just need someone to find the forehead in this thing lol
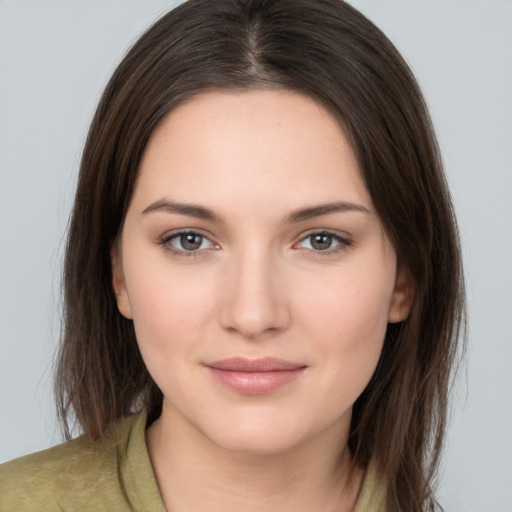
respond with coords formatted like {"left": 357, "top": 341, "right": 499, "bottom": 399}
{"left": 134, "top": 90, "right": 372, "bottom": 215}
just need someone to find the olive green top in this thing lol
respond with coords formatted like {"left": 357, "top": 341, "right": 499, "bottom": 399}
{"left": 0, "top": 411, "right": 386, "bottom": 511}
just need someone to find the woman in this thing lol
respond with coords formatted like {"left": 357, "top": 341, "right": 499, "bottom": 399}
{"left": 0, "top": 0, "right": 465, "bottom": 510}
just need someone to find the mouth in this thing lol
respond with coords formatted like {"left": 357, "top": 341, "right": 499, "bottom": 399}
{"left": 204, "top": 357, "right": 307, "bottom": 395}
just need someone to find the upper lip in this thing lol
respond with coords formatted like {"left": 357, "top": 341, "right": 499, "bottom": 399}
{"left": 205, "top": 357, "right": 305, "bottom": 372}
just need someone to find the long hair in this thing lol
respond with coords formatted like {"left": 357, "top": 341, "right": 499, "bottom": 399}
{"left": 55, "top": 1, "right": 466, "bottom": 510}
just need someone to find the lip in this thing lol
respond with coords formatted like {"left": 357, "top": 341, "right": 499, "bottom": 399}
{"left": 204, "top": 357, "right": 307, "bottom": 395}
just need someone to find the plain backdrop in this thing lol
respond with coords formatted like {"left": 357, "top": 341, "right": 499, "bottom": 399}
{"left": 1, "top": 1, "right": 511, "bottom": 510}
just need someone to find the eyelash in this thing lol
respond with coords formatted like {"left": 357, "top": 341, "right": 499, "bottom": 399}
{"left": 295, "top": 231, "right": 352, "bottom": 256}
{"left": 157, "top": 230, "right": 352, "bottom": 258}
{"left": 158, "top": 229, "right": 217, "bottom": 258}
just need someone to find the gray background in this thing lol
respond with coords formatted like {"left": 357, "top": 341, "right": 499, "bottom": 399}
{"left": 1, "top": 1, "right": 511, "bottom": 510}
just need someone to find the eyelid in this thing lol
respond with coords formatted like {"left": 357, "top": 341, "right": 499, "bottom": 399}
{"left": 158, "top": 228, "right": 219, "bottom": 257}
{"left": 156, "top": 228, "right": 352, "bottom": 257}
{"left": 293, "top": 229, "right": 352, "bottom": 254}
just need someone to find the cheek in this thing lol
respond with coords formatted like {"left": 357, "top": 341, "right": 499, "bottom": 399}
{"left": 295, "top": 263, "right": 394, "bottom": 400}
{"left": 299, "top": 261, "right": 393, "bottom": 342}
{"left": 126, "top": 267, "right": 221, "bottom": 406}
{"left": 122, "top": 250, "right": 219, "bottom": 367}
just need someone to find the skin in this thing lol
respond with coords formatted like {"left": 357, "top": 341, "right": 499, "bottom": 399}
{"left": 112, "top": 90, "right": 411, "bottom": 512}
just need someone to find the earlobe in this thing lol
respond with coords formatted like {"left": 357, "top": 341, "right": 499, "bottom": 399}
{"left": 110, "top": 244, "right": 133, "bottom": 320}
{"left": 388, "top": 266, "right": 413, "bottom": 323}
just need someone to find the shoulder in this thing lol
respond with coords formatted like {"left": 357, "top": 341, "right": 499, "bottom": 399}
{"left": 0, "top": 413, "right": 142, "bottom": 512}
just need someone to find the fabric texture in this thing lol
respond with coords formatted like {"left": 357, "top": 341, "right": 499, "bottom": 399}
{"left": 0, "top": 411, "right": 385, "bottom": 511}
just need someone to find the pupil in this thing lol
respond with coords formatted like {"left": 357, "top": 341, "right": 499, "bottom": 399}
{"left": 311, "top": 234, "right": 332, "bottom": 250}
{"left": 181, "top": 233, "right": 202, "bottom": 250}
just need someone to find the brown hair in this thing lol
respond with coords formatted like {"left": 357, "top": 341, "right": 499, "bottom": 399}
{"left": 56, "top": 1, "right": 466, "bottom": 510}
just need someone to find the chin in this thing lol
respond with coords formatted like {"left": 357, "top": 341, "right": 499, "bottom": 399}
{"left": 209, "top": 427, "right": 306, "bottom": 456}
{"left": 196, "top": 409, "right": 325, "bottom": 456}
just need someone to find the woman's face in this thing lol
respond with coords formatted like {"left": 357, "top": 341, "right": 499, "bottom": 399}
{"left": 113, "top": 90, "right": 410, "bottom": 454}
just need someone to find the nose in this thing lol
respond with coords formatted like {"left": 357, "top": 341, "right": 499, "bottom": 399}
{"left": 219, "top": 248, "right": 290, "bottom": 340}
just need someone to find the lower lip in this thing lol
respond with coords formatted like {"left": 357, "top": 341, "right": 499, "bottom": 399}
{"left": 206, "top": 367, "right": 305, "bottom": 395}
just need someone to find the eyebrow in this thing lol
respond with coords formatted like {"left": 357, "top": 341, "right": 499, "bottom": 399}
{"left": 284, "top": 202, "right": 370, "bottom": 223}
{"left": 141, "top": 199, "right": 370, "bottom": 224}
{"left": 142, "top": 200, "right": 224, "bottom": 223}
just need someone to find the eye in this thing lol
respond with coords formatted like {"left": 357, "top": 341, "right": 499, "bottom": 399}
{"left": 296, "top": 232, "right": 351, "bottom": 252}
{"left": 160, "top": 230, "right": 217, "bottom": 255}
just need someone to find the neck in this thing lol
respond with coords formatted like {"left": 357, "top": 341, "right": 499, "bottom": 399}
{"left": 146, "top": 403, "right": 363, "bottom": 512}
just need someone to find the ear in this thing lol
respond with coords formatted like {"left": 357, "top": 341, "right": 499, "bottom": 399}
{"left": 110, "top": 243, "right": 133, "bottom": 319}
{"left": 388, "top": 265, "right": 413, "bottom": 323}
